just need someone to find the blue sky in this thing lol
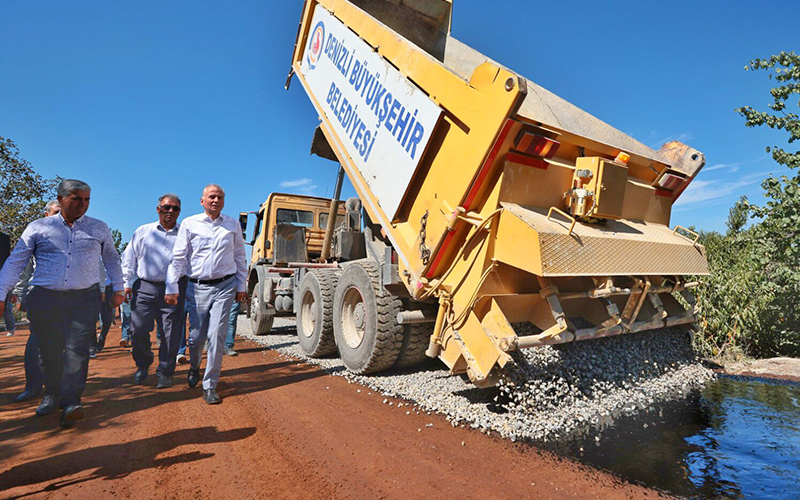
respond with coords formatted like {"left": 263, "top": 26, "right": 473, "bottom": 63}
{"left": 1, "top": 0, "right": 797, "bottom": 244}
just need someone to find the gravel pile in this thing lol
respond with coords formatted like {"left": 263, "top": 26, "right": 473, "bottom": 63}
{"left": 238, "top": 317, "right": 714, "bottom": 443}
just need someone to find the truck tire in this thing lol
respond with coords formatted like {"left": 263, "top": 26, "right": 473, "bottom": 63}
{"left": 333, "top": 261, "right": 403, "bottom": 374}
{"left": 394, "top": 323, "right": 433, "bottom": 368}
{"left": 296, "top": 268, "right": 339, "bottom": 357}
{"left": 249, "top": 285, "right": 274, "bottom": 335}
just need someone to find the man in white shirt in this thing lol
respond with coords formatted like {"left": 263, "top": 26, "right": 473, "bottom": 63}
{"left": 165, "top": 184, "right": 247, "bottom": 404}
{"left": 121, "top": 194, "right": 186, "bottom": 388}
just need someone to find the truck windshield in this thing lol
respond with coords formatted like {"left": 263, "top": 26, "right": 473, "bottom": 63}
{"left": 277, "top": 208, "right": 314, "bottom": 228}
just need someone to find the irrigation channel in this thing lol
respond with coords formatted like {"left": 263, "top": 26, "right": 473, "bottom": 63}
{"left": 550, "top": 375, "right": 800, "bottom": 499}
{"left": 240, "top": 318, "right": 800, "bottom": 499}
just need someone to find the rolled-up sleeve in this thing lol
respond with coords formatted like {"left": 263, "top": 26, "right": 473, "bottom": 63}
{"left": 166, "top": 222, "right": 190, "bottom": 295}
{"left": 121, "top": 231, "right": 138, "bottom": 288}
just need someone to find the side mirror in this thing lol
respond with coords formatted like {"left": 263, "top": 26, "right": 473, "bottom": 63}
{"left": 238, "top": 212, "right": 248, "bottom": 242}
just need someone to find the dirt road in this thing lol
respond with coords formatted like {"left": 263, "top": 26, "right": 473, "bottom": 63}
{"left": 0, "top": 326, "right": 664, "bottom": 499}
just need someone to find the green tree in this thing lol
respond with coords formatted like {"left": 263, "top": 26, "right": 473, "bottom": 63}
{"left": 111, "top": 228, "right": 127, "bottom": 254}
{"left": 736, "top": 51, "right": 800, "bottom": 170}
{"left": 698, "top": 51, "right": 800, "bottom": 357}
{"left": 694, "top": 52, "right": 800, "bottom": 358}
{"left": 0, "top": 137, "right": 59, "bottom": 245}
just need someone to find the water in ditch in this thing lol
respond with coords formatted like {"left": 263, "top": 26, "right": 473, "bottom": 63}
{"left": 549, "top": 375, "right": 800, "bottom": 499}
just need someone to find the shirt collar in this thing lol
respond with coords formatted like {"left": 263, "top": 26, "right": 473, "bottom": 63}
{"left": 200, "top": 212, "right": 222, "bottom": 223}
{"left": 59, "top": 212, "right": 85, "bottom": 227}
{"left": 157, "top": 222, "right": 180, "bottom": 232}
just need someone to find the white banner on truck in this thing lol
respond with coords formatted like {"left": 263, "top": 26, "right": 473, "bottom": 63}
{"left": 299, "top": 6, "right": 442, "bottom": 218}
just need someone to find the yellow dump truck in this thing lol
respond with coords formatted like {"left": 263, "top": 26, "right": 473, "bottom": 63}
{"left": 240, "top": 192, "right": 349, "bottom": 334}
{"left": 274, "top": 0, "right": 709, "bottom": 387}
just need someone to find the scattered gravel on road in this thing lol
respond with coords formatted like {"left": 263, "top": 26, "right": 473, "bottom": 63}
{"left": 238, "top": 317, "right": 713, "bottom": 443}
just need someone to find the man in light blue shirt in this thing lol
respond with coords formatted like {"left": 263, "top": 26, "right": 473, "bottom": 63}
{"left": 0, "top": 179, "right": 124, "bottom": 427}
{"left": 11, "top": 200, "right": 61, "bottom": 403}
{"left": 121, "top": 193, "right": 185, "bottom": 388}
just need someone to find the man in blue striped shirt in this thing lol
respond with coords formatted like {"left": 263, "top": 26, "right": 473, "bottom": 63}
{"left": 0, "top": 179, "right": 124, "bottom": 427}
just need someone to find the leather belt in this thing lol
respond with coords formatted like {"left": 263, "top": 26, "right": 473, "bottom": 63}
{"left": 188, "top": 274, "right": 235, "bottom": 286}
{"left": 140, "top": 278, "right": 165, "bottom": 285}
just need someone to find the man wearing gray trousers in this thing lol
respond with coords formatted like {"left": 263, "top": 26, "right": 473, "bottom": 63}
{"left": 165, "top": 184, "right": 247, "bottom": 404}
{"left": 122, "top": 194, "right": 185, "bottom": 388}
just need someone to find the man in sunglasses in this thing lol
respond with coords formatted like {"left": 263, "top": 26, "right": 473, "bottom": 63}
{"left": 121, "top": 194, "right": 186, "bottom": 388}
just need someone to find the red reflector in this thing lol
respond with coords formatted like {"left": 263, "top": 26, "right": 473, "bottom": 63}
{"left": 657, "top": 173, "right": 686, "bottom": 191}
{"left": 515, "top": 131, "right": 560, "bottom": 159}
{"left": 507, "top": 152, "right": 548, "bottom": 170}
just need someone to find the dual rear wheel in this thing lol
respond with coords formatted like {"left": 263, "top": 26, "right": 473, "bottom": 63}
{"left": 296, "top": 262, "right": 429, "bottom": 373}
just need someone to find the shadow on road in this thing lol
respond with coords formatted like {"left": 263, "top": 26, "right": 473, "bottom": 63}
{"left": 0, "top": 350, "right": 326, "bottom": 461}
{"left": 0, "top": 426, "right": 257, "bottom": 498}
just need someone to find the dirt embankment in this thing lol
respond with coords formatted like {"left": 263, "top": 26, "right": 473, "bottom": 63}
{"left": 0, "top": 326, "right": 667, "bottom": 499}
{"left": 722, "top": 357, "right": 800, "bottom": 383}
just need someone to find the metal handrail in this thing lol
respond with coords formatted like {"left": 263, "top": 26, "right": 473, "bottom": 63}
{"left": 547, "top": 206, "right": 577, "bottom": 236}
{"left": 672, "top": 225, "right": 699, "bottom": 245}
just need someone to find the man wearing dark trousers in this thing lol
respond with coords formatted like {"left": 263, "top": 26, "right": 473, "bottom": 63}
{"left": 0, "top": 179, "right": 124, "bottom": 427}
{"left": 121, "top": 194, "right": 185, "bottom": 388}
{"left": 90, "top": 268, "right": 115, "bottom": 358}
{"left": 12, "top": 200, "right": 61, "bottom": 402}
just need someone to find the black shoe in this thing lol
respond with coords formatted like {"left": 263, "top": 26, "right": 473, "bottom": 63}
{"left": 223, "top": 346, "right": 238, "bottom": 356}
{"left": 155, "top": 375, "right": 172, "bottom": 389}
{"left": 89, "top": 346, "right": 98, "bottom": 359}
{"left": 59, "top": 404, "right": 85, "bottom": 427}
{"left": 203, "top": 388, "right": 221, "bottom": 405}
{"left": 35, "top": 394, "right": 58, "bottom": 416}
{"left": 14, "top": 388, "right": 42, "bottom": 403}
{"left": 187, "top": 368, "right": 200, "bottom": 388}
{"left": 134, "top": 368, "right": 148, "bottom": 384}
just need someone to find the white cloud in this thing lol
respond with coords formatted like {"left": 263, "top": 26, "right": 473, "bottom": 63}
{"left": 673, "top": 171, "right": 766, "bottom": 209}
{"left": 280, "top": 178, "right": 313, "bottom": 188}
{"left": 648, "top": 132, "right": 692, "bottom": 149}
{"left": 704, "top": 162, "right": 743, "bottom": 172}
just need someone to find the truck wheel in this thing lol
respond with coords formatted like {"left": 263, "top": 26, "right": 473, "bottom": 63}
{"left": 249, "top": 285, "right": 274, "bottom": 335}
{"left": 297, "top": 269, "right": 339, "bottom": 357}
{"left": 333, "top": 262, "right": 403, "bottom": 374}
{"left": 394, "top": 323, "right": 433, "bottom": 368}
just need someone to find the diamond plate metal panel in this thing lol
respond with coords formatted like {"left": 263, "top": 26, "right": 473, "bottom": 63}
{"left": 502, "top": 203, "right": 709, "bottom": 276}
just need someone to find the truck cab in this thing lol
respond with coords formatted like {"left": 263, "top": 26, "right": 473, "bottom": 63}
{"left": 239, "top": 192, "right": 353, "bottom": 335}
{"left": 244, "top": 192, "right": 345, "bottom": 267}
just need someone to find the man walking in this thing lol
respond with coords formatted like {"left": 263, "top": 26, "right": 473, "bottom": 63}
{"left": 0, "top": 180, "right": 124, "bottom": 426}
{"left": 0, "top": 232, "right": 11, "bottom": 337}
{"left": 12, "top": 200, "right": 61, "bottom": 403}
{"left": 90, "top": 268, "right": 115, "bottom": 357}
{"left": 166, "top": 184, "right": 247, "bottom": 405}
{"left": 121, "top": 194, "right": 185, "bottom": 388}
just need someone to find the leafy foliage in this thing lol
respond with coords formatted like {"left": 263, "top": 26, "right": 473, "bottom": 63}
{"left": 735, "top": 51, "right": 800, "bottom": 170}
{"left": 0, "top": 137, "right": 59, "bottom": 246}
{"left": 695, "top": 52, "right": 800, "bottom": 358}
{"left": 111, "top": 228, "right": 127, "bottom": 254}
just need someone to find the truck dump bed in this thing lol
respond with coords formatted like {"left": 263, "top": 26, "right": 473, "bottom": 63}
{"left": 289, "top": 0, "right": 708, "bottom": 386}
